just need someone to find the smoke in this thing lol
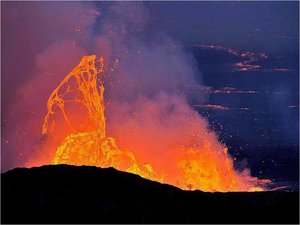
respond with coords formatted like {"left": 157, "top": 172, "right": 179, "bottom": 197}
{"left": 2, "top": 2, "right": 203, "bottom": 171}
{"left": 92, "top": 3, "right": 214, "bottom": 180}
{"left": 3, "top": 1, "right": 254, "bottom": 191}
{"left": 2, "top": 2, "right": 98, "bottom": 170}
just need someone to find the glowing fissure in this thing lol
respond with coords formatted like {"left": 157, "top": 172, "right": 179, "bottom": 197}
{"left": 41, "top": 55, "right": 270, "bottom": 192}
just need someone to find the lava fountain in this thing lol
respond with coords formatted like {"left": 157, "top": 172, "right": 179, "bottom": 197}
{"left": 38, "top": 55, "right": 270, "bottom": 192}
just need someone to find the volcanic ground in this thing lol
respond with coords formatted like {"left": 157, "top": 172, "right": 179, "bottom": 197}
{"left": 2, "top": 164, "right": 299, "bottom": 224}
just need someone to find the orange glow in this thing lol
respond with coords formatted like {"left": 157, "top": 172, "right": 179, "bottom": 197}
{"left": 33, "top": 55, "right": 270, "bottom": 192}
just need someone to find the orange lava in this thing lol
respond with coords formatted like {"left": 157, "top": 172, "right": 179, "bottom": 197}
{"left": 35, "top": 55, "right": 270, "bottom": 192}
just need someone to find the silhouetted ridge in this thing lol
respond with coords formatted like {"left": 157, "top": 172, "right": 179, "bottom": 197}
{"left": 2, "top": 165, "right": 299, "bottom": 224}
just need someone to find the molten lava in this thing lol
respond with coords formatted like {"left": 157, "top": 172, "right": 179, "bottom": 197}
{"left": 40, "top": 55, "right": 270, "bottom": 192}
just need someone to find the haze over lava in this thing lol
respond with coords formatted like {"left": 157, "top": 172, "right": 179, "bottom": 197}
{"left": 2, "top": 2, "right": 273, "bottom": 192}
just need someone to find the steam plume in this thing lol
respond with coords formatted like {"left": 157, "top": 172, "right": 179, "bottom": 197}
{"left": 2, "top": 2, "right": 266, "bottom": 192}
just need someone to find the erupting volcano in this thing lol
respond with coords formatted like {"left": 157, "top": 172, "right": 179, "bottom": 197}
{"left": 38, "top": 55, "right": 270, "bottom": 192}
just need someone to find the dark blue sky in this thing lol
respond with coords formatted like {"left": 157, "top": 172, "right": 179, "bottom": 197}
{"left": 145, "top": 1, "right": 299, "bottom": 55}
{"left": 110, "top": 1, "right": 299, "bottom": 148}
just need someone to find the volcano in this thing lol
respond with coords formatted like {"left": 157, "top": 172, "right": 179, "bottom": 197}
{"left": 1, "top": 164, "right": 299, "bottom": 224}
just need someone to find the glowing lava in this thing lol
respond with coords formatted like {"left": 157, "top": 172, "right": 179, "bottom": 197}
{"left": 41, "top": 55, "right": 270, "bottom": 192}
{"left": 42, "top": 55, "right": 157, "bottom": 181}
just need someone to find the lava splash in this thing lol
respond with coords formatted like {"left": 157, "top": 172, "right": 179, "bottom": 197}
{"left": 38, "top": 55, "right": 270, "bottom": 192}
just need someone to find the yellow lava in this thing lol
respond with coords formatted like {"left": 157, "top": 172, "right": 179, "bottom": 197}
{"left": 42, "top": 55, "right": 158, "bottom": 181}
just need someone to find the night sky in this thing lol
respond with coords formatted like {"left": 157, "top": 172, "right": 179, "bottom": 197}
{"left": 2, "top": 1, "right": 299, "bottom": 189}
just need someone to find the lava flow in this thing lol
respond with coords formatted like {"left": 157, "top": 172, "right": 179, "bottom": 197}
{"left": 39, "top": 55, "right": 270, "bottom": 192}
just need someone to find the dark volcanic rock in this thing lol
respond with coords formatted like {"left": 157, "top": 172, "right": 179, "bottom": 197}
{"left": 1, "top": 165, "right": 299, "bottom": 224}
